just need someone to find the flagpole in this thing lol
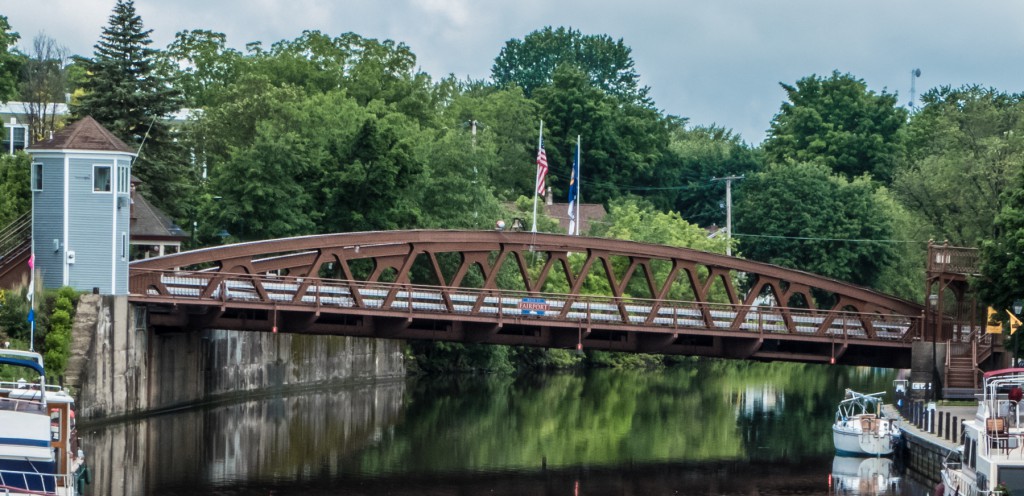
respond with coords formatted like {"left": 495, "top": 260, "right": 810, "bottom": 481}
{"left": 531, "top": 120, "right": 543, "bottom": 233}
{"left": 28, "top": 251, "right": 35, "bottom": 351}
{"left": 575, "top": 135, "right": 581, "bottom": 235}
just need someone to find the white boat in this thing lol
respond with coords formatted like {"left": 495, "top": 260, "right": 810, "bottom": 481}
{"left": 833, "top": 389, "right": 900, "bottom": 456}
{"left": 830, "top": 456, "right": 901, "bottom": 495}
{"left": 942, "top": 368, "right": 1024, "bottom": 496}
{"left": 0, "top": 349, "right": 85, "bottom": 494}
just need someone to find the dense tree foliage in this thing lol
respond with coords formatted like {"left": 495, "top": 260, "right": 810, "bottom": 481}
{"left": 42, "top": 287, "right": 77, "bottom": 379}
{"left": 977, "top": 164, "right": 1024, "bottom": 311}
{"left": 646, "top": 124, "right": 763, "bottom": 227}
{"left": 733, "top": 162, "right": 897, "bottom": 288}
{"left": 73, "top": 0, "right": 185, "bottom": 216}
{"left": 492, "top": 26, "right": 649, "bottom": 105}
{"left": 534, "top": 65, "right": 668, "bottom": 204}
{"left": 895, "top": 85, "right": 1024, "bottom": 247}
{"left": 161, "top": 29, "right": 243, "bottom": 108}
{"left": 438, "top": 82, "right": 540, "bottom": 200}
{"left": 0, "top": 153, "right": 30, "bottom": 226}
{"left": 764, "top": 71, "right": 907, "bottom": 184}
{"left": 0, "top": 15, "right": 22, "bottom": 102}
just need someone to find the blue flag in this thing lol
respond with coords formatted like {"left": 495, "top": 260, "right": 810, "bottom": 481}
{"left": 27, "top": 308, "right": 34, "bottom": 323}
{"left": 567, "top": 139, "right": 580, "bottom": 235}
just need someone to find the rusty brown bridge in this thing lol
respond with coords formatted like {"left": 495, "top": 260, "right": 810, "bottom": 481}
{"left": 129, "top": 230, "right": 928, "bottom": 368}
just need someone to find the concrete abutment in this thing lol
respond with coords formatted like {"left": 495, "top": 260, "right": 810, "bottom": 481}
{"left": 67, "top": 294, "right": 406, "bottom": 421}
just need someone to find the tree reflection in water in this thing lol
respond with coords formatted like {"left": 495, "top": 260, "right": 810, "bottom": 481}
{"left": 79, "top": 361, "right": 928, "bottom": 495}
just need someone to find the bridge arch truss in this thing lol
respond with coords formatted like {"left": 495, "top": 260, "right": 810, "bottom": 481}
{"left": 130, "top": 230, "right": 923, "bottom": 367}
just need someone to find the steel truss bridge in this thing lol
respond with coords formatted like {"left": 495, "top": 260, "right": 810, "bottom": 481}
{"left": 129, "top": 230, "right": 926, "bottom": 367}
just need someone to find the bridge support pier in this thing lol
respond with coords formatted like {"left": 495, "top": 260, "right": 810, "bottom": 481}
{"left": 910, "top": 341, "right": 947, "bottom": 401}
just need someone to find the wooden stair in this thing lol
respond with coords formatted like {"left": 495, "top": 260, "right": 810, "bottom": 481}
{"left": 945, "top": 354, "right": 979, "bottom": 399}
{"left": 0, "top": 213, "right": 32, "bottom": 289}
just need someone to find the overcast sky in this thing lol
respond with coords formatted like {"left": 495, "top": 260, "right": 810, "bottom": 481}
{"left": 5, "top": 0, "right": 1024, "bottom": 143}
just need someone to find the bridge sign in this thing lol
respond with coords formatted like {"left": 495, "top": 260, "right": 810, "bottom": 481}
{"left": 519, "top": 297, "right": 549, "bottom": 316}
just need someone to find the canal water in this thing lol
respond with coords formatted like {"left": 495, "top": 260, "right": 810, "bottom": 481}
{"left": 77, "top": 361, "right": 934, "bottom": 495}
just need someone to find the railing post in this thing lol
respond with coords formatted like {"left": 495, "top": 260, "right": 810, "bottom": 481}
{"left": 944, "top": 411, "right": 951, "bottom": 440}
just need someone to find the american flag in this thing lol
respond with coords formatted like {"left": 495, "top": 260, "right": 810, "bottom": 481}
{"left": 536, "top": 146, "right": 548, "bottom": 195}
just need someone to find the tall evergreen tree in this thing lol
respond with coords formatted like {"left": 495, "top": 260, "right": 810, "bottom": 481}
{"left": 73, "top": 0, "right": 184, "bottom": 215}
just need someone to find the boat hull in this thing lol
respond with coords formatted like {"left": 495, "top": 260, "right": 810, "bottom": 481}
{"left": 941, "top": 466, "right": 978, "bottom": 496}
{"left": 833, "top": 423, "right": 897, "bottom": 456}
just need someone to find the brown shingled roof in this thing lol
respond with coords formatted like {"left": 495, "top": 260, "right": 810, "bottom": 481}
{"left": 131, "top": 191, "right": 188, "bottom": 241}
{"left": 30, "top": 116, "right": 136, "bottom": 154}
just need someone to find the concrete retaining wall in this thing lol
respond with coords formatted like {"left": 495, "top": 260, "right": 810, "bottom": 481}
{"left": 68, "top": 295, "right": 406, "bottom": 420}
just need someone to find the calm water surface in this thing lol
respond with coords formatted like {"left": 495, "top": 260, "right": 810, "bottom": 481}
{"left": 77, "top": 362, "right": 934, "bottom": 495}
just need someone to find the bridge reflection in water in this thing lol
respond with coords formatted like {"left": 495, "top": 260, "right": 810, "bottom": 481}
{"left": 81, "top": 380, "right": 406, "bottom": 495}
{"left": 130, "top": 230, "right": 923, "bottom": 367}
{"left": 78, "top": 366, "right": 930, "bottom": 495}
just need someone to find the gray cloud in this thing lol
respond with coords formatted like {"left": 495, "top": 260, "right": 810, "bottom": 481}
{"left": 6, "top": 0, "right": 1024, "bottom": 143}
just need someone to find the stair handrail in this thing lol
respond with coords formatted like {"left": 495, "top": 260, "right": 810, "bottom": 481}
{"left": 0, "top": 212, "right": 31, "bottom": 260}
{"left": 944, "top": 337, "right": 952, "bottom": 389}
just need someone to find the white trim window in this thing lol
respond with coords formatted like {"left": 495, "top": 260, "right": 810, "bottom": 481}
{"left": 3, "top": 124, "right": 28, "bottom": 154}
{"left": 117, "top": 162, "right": 129, "bottom": 194}
{"left": 93, "top": 164, "right": 112, "bottom": 193}
{"left": 31, "top": 162, "right": 43, "bottom": 191}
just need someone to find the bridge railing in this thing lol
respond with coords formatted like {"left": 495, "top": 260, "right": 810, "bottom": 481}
{"left": 928, "top": 244, "right": 979, "bottom": 275}
{"left": 131, "top": 269, "right": 920, "bottom": 343}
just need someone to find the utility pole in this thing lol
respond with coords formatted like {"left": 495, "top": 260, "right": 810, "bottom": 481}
{"left": 711, "top": 176, "right": 743, "bottom": 256}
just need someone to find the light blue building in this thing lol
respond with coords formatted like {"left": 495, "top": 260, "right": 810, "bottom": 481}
{"left": 28, "top": 116, "right": 136, "bottom": 295}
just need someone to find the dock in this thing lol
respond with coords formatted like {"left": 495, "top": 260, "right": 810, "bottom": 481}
{"left": 887, "top": 399, "right": 976, "bottom": 484}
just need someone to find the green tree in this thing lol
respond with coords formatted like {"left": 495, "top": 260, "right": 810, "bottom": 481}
{"left": 492, "top": 26, "right": 649, "bottom": 105}
{"left": 977, "top": 164, "right": 1024, "bottom": 312}
{"left": 871, "top": 186, "right": 928, "bottom": 302}
{"left": 161, "top": 29, "right": 243, "bottom": 108}
{"left": 412, "top": 128, "right": 505, "bottom": 229}
{"left": 439, "top": 82, "right": 541, "bottom": 200}
{"left": 201, "top": 85, "right": 428, "bottom": 239}
{"left": 0, "top": 15, "right": 23, "bottom": 102}
{"left": 764, "top": 71, "right": 907, "bottom": 184}
{"left": 42, "top": 287, "right": 77, "bottom": 379}
{"left": 733, "top": 161, "right": 897, "bottom": 288}
{"left": 0, "top": 287, "right": 30, "bottom": 344}
{"left": 592, "top": 196, "right": 728, "bottom": 253}
{"left": 0, "top": 153, "right": 30, "bottom": 225}
{"left": 239, "top": 31, "right": 437, "bottom": 126}
{"left": 73, "top": 0, "right": 184, "bottom": 215}
{"left": 895, "top": 85, "right": 1024, "bottom": 246}
{"left": 533, "top": 64, "right": 668, "bottom": 204}
{"left": 646, "top": 124, "right": 763, "bottom": 227}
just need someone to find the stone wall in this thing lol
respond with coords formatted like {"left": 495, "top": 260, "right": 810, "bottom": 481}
{"left": 69, "top": 295, "right": 406, "bottom": 420}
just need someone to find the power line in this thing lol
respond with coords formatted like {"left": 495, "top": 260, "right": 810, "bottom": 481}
{"left": 623, "top": 183, "right": 719, "bottom": 191}
{"left": 733, "top": 233, "right": 929, "bottom": 244}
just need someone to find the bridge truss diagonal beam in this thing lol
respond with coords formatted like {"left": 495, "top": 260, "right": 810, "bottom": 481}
{"left": 130, "top": 230, "right": 924, "bottom": 366}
